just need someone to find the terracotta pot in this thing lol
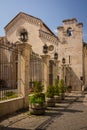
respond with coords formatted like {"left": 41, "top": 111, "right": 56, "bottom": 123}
{"left": 54, "top": 95, "right": 61, "bottom": 103}
{"left": 29, "top": 103, "right": 46, "bottom": 115}
{"left": 46, "top": 97, "right": 55, "bottom": 107}
{"left": 60, "top": 93, "right": 65, "bottom": 100}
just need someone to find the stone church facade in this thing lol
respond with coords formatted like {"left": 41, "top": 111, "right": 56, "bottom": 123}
{"left": 0, "top": 12, "right": 87, "bottom": 92}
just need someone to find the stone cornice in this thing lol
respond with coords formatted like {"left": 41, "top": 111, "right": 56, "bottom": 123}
{"left": 39, "top": 30, "right": 59, "bottom": 45}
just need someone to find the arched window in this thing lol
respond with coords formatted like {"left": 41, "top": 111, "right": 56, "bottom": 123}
{"left": 67, "top": 27, "right": 73, "bottom": 36}
{"left": 19, "top": 29, "right": 28, "bottom": 42}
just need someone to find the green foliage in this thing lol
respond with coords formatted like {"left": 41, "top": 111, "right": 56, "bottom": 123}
{"left": 29, "top": 81, "right": 45, "bottom": 104}
{"left": 33, "top": 81, "right": 43, "bottom": 93}
{"left": 0, "top": 91, "right": 18, "bottom": 101}
{"left": 5, "top": 91, "right": 16, "bottom": 97}
{"left": 59, "top": 79, "right": 66, "bottom": 93}
{"left": 54, "top": 79, "right": 60, "bottom": 96}
{"left": 29, "top": 93, "right": 45, "bottom": 104}
{"left": 46, "top": 85, "right": 55, "bottom": 98}
{"left": 6, "top": 94, "right": 18, "bottom": 99}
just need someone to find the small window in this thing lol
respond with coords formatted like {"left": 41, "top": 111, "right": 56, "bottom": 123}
{"left": 67, "top": 28, "right": 72, "bottom": 36}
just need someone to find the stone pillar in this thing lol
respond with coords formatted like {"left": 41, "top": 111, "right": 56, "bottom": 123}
{"left": 53, "top": 60, "right": 59, "bottom": 85}
{"left": 17, "top": 43, "right": 31, "bottom": 108}
{"left": 41, "top": 55, "right": 50, "bottom": 92}
{"left": 61, "top": 64, "right": 66, "bottom": 81}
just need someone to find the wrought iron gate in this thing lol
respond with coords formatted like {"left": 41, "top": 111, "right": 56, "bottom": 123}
{"left": 29, "top": 52, "right": 43, "bottom": 86}
{"left": 0, "top": 40, "right": 18, "bottom": 89}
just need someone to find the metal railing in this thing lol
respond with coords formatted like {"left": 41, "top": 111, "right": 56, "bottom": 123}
{"left": 0, "top": 87, "right": 18, "bottom": 101}
{"left": 0, "top": 40, "right": 19, "bottom": 101}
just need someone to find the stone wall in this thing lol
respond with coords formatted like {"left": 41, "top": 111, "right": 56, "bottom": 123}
{"left": 83, "top": 45, "right": 87, "bottom": 87}
{"left": 0, "top": 97, "right": 24, "bottom": 117}
{"left": 57, "top": 19, "right": 83, "bottom": 91}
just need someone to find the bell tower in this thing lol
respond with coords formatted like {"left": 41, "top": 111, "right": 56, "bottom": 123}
{"left": 57, "top": 18, "right": 83, "bottom": 91}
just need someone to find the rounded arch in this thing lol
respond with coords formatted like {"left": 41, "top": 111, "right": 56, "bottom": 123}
{"left": 67, "top": 27, "right": 73, "bottom": 36}
{"left": 16, "top": 27, "right": 28, "bottom": 42}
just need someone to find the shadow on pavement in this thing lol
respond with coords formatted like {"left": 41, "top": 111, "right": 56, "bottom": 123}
{"left": 0, "top": 109, "right": 28, "bottom": 122}
{"left": 0, "top": 125, "right": 29, "bottom": 130}
{"left": 46, "top": 106, "right": 83, "bottom": 113}
{"left": 35, "top": 95, "right": 84, "bottom": 130}
{"left": 35, "top": 112, "right": 63, "bottom": 130}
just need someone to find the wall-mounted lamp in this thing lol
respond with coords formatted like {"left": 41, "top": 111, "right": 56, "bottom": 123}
{"left": 80, "top": 76, "right": 83, "bottom": 81}
{"left": 43, "top": 44, "right": 58, "bottom": 60}
{"left": 62, "top": 57, "right": 66, "bottom": 64}
{"left": 43, "top": 44, "right": 48, "bottom": 54}
{"left": 54, "top": 52, "right": 58, "bottom": 60}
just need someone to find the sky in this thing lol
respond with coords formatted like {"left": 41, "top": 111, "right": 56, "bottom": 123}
{"left": 0, "top": 0, "right": 87, "bottom": 42}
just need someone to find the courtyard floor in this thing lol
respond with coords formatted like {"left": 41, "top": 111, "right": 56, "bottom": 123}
{"left": 0, "top": 93, "right": 87, "bottom": 130}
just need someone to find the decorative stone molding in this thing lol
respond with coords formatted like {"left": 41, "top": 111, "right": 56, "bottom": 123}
{"left": 39, "top": 30, "right": 58, "bottom": 45}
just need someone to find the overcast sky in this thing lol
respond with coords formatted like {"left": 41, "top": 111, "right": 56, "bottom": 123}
{"left": 0, "top": 0, "right": 87, "bottom": 42}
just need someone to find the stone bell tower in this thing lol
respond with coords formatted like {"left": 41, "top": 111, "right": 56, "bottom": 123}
{"left": 57, "top": 18, "right": 83, "bottom": 91}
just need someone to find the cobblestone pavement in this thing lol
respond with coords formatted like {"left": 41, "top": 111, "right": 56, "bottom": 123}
{"left": 0, "top": 94, "right": 87, "bottom": 130}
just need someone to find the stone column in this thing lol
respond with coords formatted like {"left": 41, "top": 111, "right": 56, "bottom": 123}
{"left": 41, "top": 55, "right": 50, "bottom": 92}
{"left": 17, "top": 43, "right": 31, "bottom": 108}
{"left": 53, "top": 60, "right": 59, "bottom": 85}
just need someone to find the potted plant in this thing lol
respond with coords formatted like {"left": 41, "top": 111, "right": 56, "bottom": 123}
{"left": 59, "top": 79, "right": 66, "bottom": 100}
{"left": 46, "top": 85, "right": 55, "bottom": 107}
{"left": 67, "top": 85, "right": 72, "bottom": 93}
{"left": 29, "top": 81, "right": 45, "bottom": 115}
{"left": 54, "top": 79, "right": 61, "bottom": 103}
